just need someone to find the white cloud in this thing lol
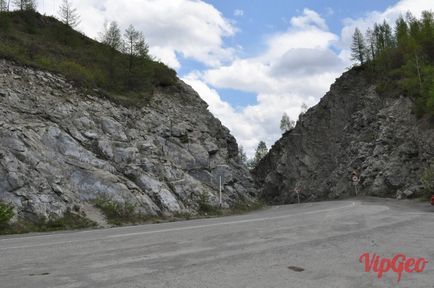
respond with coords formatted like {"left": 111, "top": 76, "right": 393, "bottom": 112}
{"left": 290, "top": 8, "right": 328, "bottom": 30}
{"left": 183, "top": 9, "right": 345, "bottom": 157}
{"left": 340, "top": 0, "right": 434, "bottom": 53}
{"left": 189, "top": 1, "right": 434, "bottom": 157}
{"left": 234, "top": 9, "right": 244, "bottom": 17}
{"left": 36, "top": 0, "right": 434, "bottom": 158}
{"left": 39, "top": 0, "right": 237, "bottom": 69}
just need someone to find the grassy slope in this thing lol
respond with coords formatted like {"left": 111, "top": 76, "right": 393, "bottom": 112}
{"left": 0, "top": 10, "right": 177, "bottom": 106}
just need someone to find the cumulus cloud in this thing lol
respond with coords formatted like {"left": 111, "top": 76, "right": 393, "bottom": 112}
{"left": 186, "top": 2, "right": 434, "bottom": 157}
{"left": 39, "top": 0, "right": 237, "bottom": 69}
{"left": 189, "top": 9, "right": 345, "bottom": 156}
{"left": 290, "top": 8, "right": 328, "bottom": 30}
{"left": 180, "top": 9, "right": 347, "bottom": 156}
{"left": 37, "top": 0, "right": 434, "bottom": 157}
{"left": 270, "top": 48, "right": 344, "bottom": 77}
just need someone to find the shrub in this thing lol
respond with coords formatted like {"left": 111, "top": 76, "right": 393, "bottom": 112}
{"left": 231, "top": 199, "right": 265, "bottom": 214}
{"left": 0, "top": 211, "right": 96, "bottom": 235}
{"left": 0, "top": 202, "right": 14, "bottom": 226}
{"left": 0, "top": 13, "right": 11, "bottom": 32}
{"left": 93, "top": 196, "right": 151, "bottom": 225}
{"left": 44, "top": 212, "right": 97, "bottom": 230}
{"left": 421, "top": 166, "right": 434, "bottom": 199}
{"left": 197, "top": 193, "right": 221, "bottom": 216}
{"left": 0, "top": 11, "right": 178, "bottom": 107}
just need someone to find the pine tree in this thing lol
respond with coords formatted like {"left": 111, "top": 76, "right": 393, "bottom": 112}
{"left": 13, "top": 0, "right": 35, "bottom": 11}
{"left": 58, "top": 0, "right": 80, "bottom": 28}
{"left": 124, "top": 25, "right": 150, "bottom": 59}
{"left": 135, "top": 32, "right": 150, "bottom": 60}
{"left": 280, "top": 112, "right": 295, "bottom": 133}
{"left": 124, "top": 25, "right": 140, "bottom": 56}
{"left": 238, "top": 146, "right": 247, "bottom": 165}
{"left": 365, "top": 28, "right": 376, "bottom": 61}
{"left": 395, "top": 16, "right": 409, "bottom": 49}
{"left": 351, "top": 28, "right": 367, "bottom": 65}
{"left": 101, "top": 21, "right": 123, "bottom": 51}
{"left": 246, "top": 141, "right": 268, "bottom": 170}
{"left": 382, "top": 21, "right": 394, "bottom": 49}
{"left": 254, "top": 141, "right": 268, "bottom": 164}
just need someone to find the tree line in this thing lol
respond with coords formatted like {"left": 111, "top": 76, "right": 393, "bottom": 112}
{"left": 350, "top": 11, "right": 434, "bottom": 116}
{"left": 0, "top": 0, "right": 176, "bottom": 103}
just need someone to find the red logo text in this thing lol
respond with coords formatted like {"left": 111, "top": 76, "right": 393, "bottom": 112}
{"left": 359, "top": 252, "right": 429, "bottom": 283}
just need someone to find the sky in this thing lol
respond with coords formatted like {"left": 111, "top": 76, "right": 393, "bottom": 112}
{"left": 35, "top": 0, "right": 434, "bottom": 157}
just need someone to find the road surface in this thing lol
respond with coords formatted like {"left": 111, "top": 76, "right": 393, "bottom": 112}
{"left": 1, "top": 198, "right": 433, "bottom": 288}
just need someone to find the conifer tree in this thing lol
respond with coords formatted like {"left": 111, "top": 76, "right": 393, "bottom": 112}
{"left": 351, "top": 28, "right": 367, "bottom": 65}
{"left": 58, "top": 0, "right": 80, "bottom": 28}
{"left": 13, "top": 0, "right": 35, "bottom": 11}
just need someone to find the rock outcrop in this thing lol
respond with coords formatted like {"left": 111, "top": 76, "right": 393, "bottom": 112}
{"left": 254, "top": 68, "right": 434, "bottom": 204}
{"left": 0, "top": 59, "right": 256, "bottom": 221}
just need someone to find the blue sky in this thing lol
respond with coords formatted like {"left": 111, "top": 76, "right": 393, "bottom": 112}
{"left": 178, "top": 0, "right": 400, "bottom": 108}
{"left": 38, "top": 0, "right": 434, "bottom": 156}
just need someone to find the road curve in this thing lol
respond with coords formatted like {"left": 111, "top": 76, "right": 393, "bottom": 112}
{"left": 1, "top": 198, "right": 433, "bottom": 288}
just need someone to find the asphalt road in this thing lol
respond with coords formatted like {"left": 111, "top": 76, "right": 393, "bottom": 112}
{"left": 1, "top": 198, "right": 433, "bottom": 288}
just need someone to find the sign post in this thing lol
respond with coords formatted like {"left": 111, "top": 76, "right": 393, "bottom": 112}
{"left": 219, "top": 176, "right": 222, "bottom": 208}
{"left": 215, "top": 164, "right": 229, "bottom": 209}
{"left": 352, "top": 174, "right": 360, "bottom": 197}
{"left": 294, "top": 185, "right": 301, "bottom": 204}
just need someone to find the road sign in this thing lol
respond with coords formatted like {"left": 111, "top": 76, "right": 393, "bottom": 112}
{"left": 351, "top": 174, "right": 360, "bottom": 196}
{"left": 352, "top": 175, "right": 359, "bottom": 183}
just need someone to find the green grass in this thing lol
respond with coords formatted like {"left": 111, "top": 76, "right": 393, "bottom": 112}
{"left": 0, "top": 212, "right": 97, "bottom": 235}
{"left": 0, "top": 202, "right": 14, "bottom": 227}
{"left": 197, "top": 193, "right": 222, "bottom": 216}
{"left": 0, "top": 197, "right": 265, "bottom": 234}
{"left": 0, "top": 11, "right": 177, "bottom": 106}
{"left": 230, "top": 198, "right": 265, "bottom": 214}
{"left": 93, "top": 196, "right": 157, "bottom": 226}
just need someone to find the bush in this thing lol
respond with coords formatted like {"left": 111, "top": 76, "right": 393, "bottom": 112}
{"left": 0, "top": 211, "right": 96, "bottom": 235}
{"left": 0, "top": 202, "right": 14, "bottom": 226}
{"left": 421, "top": 166, "right": 434, "bottom": 199}
{"left": 0, "top": 13, "right": 11, "bottom": 32}
{"left": 44, "top": 212, "right": 97, "bottom": 230}
{"left": 0, "top": 11, "right": 178, "bottom": 107}
{"left": 197, "top": 193, "right": 221, "bottom": 216}
{"left": 231, "top": 199, "right": 265, "bottom": 214}
{"left": 93, "top": 196, "right": 152, "bottom": 226}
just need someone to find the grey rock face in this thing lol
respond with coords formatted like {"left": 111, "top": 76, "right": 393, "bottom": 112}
{"left": 0, "top": 60, "right": 256, "bottom": 221}
{"left": 254, "top": 69, "right": 434, "bottom": 203}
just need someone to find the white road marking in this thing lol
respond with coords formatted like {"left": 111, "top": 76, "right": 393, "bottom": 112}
{"left": 106, "top": 204, "right": 356, "bottom": 238}
{"left": 0, "top": 204, "right": 356, "bottom": 250}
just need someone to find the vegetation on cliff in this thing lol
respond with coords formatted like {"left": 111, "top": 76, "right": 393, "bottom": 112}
{"left": 351, "top": 11, "right": 434, "bottom": 117}
{"left": 0, "top": 10, "right": 177, "bottom": 105}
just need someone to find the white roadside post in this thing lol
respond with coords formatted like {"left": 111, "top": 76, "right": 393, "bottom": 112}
{"left": 215, "top": 164, "right": 229, "bottom": 209}
{"left": 219, "top": 176, "right": 222, "bottom": 208}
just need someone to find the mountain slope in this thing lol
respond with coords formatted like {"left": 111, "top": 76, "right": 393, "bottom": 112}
{"left": 254, "top": 68, "right": 434, "bottom": 204}
{"left": 0, "top": 12, "right": 257, "bottom": 225}
{"left": 0, "top": 63, "right": 256, "bottom": 222}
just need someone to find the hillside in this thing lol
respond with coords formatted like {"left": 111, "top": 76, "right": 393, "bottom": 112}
{"left": 0, "top": 12, "right": 257, "bottom": 232}
{"left": 253, "top": 67, "right": 434, "bottom": 204}
{"left": 254, "top": 11, "right": 434, "bottom": 204}
{"left": 0, "top": 10, "right": 177, "bottom": 106}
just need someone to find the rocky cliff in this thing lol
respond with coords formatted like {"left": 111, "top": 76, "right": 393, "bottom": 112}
{"left": 254, "top": 68, "right": 434, "bottom": 204}
{"left": 0, "top": 59, "right": 256, "bottom": 222}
